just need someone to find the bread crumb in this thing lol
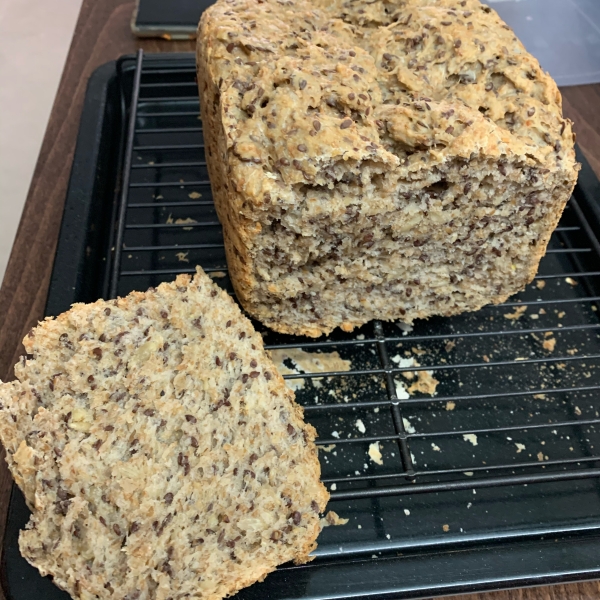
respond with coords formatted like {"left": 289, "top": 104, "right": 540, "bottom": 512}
{"left": 483, "top": 355, "right": 490, "bottom": 363}
{"left": 175, "top": 252, "right": 189, "bottom": 263}
{"left": 317, "top": 444, "right": 336, "bottom": 453}
{"left": 320, "top": 511, "right": 349, "bottom": 527}
{"left": 566, "top": 348, "right": 578, "bottom": 355}
{"left": 431, "top": 443, "right": 441, "bottom": 452}
{"left": 166, "top": 215, "right": 199, "bottom": 230}
{"left": 515, "top": 443, "right": 526, "bottom": 453}
{"left": 558, "top": 311, "right": 566, "bottom": 318}
{"left": 442, "top": 524, "right": 450, "bottom": 532}
{"left": 539, "top": 308, "right": 547, "bottom": 314}
{"left": 537, "top": 452, "right": 544, "bottom": 461}
{"left": 530, "top": 314, "right": 539, "bottom": 320}
{"left": 542, "top": 337, "right": 556, "bottom": 352}
{"left": 394, "top": 379, "right": 410, "bottom": 400}
{"left": 444, "top": 340, "right": 456, "bottom": 352}
{"left": 464, "top": 472, "right": 474, "bottom": 476}
{"left": 536, "top": 280, "right": 546, "bottom": 290}
{"left": 392, "top": 355, "right": 416, "bottom": 380}
{"left": 504, "top": 305, "right": 527, "bottom": 320}
{"left": 565, "top": 277, "right": 578, "bottom": 286}
{"left": 368, "top": 442, "right": 383, "bottom": 465}
{"left": 355, "top": 419, "right": 366, "bottom": 434}
{"left": 411, "top": 347, "right": 426, "bottom": 356}
{"left": 402, "top": 418, "right": 416, "bottom": 434}
{"left": 209, "top": 271, "right": 227, "bottom": 279}
{"left": 188, "top": 191, "right": 202, "bottom": 199}
{"left": 533, "top": 394, "right": 546, "bottom": 400}
{"left": 463, "top": 434, "right": 478, "bottom": 446}
{"left": 270, "top": 348, "right": 351, "bottom": 391}
{"left": 330, "top": 483, "right": 337, "bottom": 491}
{"left": 446, "top": 401, "right": 456, "bottom": 411}
{"left": 404, "top": 509, "right": 410, "bottom": 516}
{"left": 407, "top": 370, "right": 439, "bottom": 396}
{"left": 574, "top": 406, "right": 582, "bottom": 416}
{"left": 331, "top": 431, "right": 340, "bottom": 439}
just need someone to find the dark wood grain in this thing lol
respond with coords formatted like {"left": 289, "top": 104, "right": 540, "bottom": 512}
{"left": 0, "top": 1, "right": 599, "bottom": 598}
{"left": 448, "top": 581, "right": 600, "bottom": 600}
{"left": 563, "top": 85, "right": 600, "bottom": 177}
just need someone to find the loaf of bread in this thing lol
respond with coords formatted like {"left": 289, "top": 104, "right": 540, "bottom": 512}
{"left": 0, "top": 268, "right": 328, "bottom": 600}
{"left": 197, "top": 0, "right": 579, "bottom": 337}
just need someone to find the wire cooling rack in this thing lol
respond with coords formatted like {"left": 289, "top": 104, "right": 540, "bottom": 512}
{"left": 14, "top": 49, "right": 600, "bottom": 600}
{"left": 112, "top": 48, "right": 600, "bottom": 495}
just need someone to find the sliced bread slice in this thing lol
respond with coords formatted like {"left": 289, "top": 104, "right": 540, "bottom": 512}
{"left": 0, "top": 267, "right": 328, "bottom": 600}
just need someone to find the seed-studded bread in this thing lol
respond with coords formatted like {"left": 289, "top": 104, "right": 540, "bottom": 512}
{"left": 197, "top": 0, "right": 579, "bottom": 337}
{"left": 0, "top": 268, "right": 328, "bottom": 600}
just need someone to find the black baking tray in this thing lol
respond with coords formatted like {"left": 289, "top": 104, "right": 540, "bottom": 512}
{"left": 5, "top": 52, "right": 600, "bottom": 599}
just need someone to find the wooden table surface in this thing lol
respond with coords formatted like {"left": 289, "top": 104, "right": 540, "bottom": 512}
{"left": 1, "top": 1, "right": 600, "bottom": 598}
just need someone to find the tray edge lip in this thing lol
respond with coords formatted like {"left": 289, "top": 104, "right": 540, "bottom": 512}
{"left": 43, "top": 59, "right": 119, "bottom": 318}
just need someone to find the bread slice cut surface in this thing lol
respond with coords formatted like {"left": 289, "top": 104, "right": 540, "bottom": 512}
{"left": 0, "top": 268, "right": 328, "bottom": 600}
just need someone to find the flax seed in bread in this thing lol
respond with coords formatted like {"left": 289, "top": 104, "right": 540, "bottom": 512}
{"left": 197, "top": 0, "right": 579, "bottom": 337}
{"left": 0, "top": 268, "right": 328, "bottom": 600}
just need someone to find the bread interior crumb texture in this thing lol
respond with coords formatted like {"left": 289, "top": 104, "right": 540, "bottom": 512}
{"left": 0, "top": 269, "right": 328, "bottom": 600}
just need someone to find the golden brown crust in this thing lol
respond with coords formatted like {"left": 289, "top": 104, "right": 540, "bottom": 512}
{"left": 198, "top": 0, "right": 579, "bottom": 337}
{"left": 0, "top": 267, "right": 328, "bottom": 599}
{"left": 197, "top": 19, "right": 255, "bottom": 316}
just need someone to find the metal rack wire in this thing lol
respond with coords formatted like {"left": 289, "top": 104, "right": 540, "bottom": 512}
{"left": 108, "top": 50, "right": 600, "bottom": 556}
